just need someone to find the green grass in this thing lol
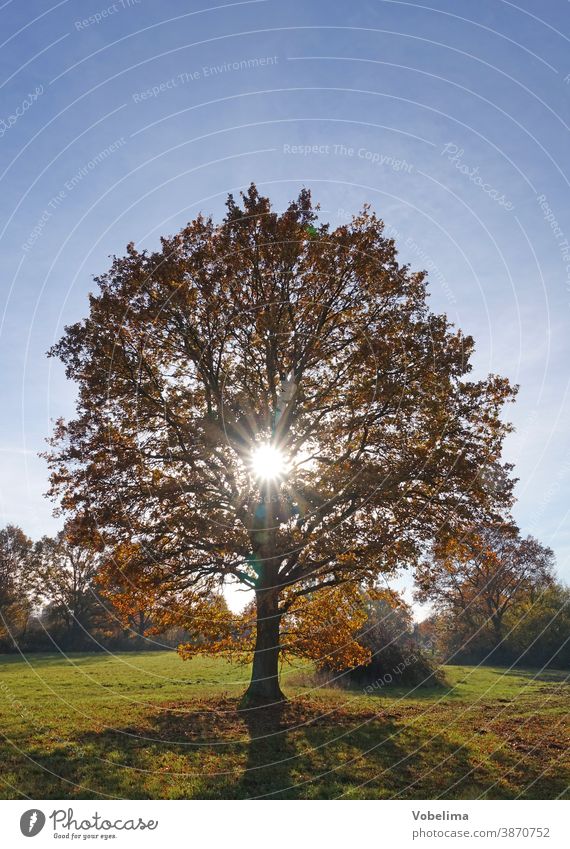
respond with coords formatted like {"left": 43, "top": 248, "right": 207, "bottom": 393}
{"left": 0, "top": 652, "right": 568, "bottom": 799}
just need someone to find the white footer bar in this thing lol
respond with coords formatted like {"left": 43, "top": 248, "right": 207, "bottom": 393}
{"left": 2, "top": 799, "right": 568, "bottom": 848}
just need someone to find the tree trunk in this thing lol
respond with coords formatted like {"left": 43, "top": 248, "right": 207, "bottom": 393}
{"left": 491, "top": 611, "right": 504, "bottom": 648}
{"left": 243, "top": 587, "right": 285, "bottom": 705}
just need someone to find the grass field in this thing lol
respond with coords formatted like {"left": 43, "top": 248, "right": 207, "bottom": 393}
{"left": 0, "top": 652, "right": 568, "bottom": 799}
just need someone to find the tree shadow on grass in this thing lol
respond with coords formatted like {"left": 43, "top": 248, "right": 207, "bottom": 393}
{"left": 231, "top": 701, "right": 297, "bottom": 798}
{"left": 6, "top": 696, "right": 568, "bottom": 800}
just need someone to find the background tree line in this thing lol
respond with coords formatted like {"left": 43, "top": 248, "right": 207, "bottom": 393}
{"left": 0, "top": 524, "right": 185, "bottom": 652}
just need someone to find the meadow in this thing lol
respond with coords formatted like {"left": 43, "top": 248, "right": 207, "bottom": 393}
{"left": 0, "top": 652, "right": 568, "bottom": 799}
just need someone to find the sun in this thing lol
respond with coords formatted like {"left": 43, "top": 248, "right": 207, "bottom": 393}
{"left": 251, "top": 443, "right": 287, "bottom": 481}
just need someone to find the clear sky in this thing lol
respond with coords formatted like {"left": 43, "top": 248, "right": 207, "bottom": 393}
{"left": 1, "top": 0, "right": 570, "bottom": 611}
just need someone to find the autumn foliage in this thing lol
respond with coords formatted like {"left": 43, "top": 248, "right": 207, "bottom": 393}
{"left": 46, "top": 185, "right": 517, "bottom": 702}
{"left": 416, "top": 525, "right": 555, "bottom": 660}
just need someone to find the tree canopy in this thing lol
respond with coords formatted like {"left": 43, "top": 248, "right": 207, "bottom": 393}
{"left": 47, "top": 185, "right": 517, "bottom": 701}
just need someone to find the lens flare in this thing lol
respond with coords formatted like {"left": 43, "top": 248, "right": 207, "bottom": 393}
{"left": 251, "top": 443, "right": 287, "bottom": 480}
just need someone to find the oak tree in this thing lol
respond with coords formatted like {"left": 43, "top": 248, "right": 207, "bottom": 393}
{"left": 47, "top": 185, "right": 515, "bottom": 703}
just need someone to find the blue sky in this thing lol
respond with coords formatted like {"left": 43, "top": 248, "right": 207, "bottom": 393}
{"left": 1, "top": 0, "right": 570, "bottom": 609}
